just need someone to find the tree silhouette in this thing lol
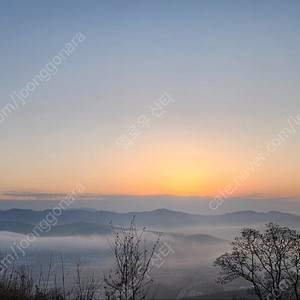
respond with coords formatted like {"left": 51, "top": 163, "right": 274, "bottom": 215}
{"left": 103, "top": 217, "right": 160, "bottom": 300}
{"left": 214, "top": 223, "right": 300, "bottom": 300}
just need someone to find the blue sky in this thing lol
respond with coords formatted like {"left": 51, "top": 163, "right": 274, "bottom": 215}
{"left": 0, "top": 1, "right": 300, "bottom": 207}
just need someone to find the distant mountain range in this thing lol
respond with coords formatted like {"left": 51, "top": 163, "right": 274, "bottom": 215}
{"left": 0, "top": 208, "right": 299, "bottom": 237}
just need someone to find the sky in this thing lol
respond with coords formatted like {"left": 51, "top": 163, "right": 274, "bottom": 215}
{"left": 0, "top": 0, "right": 300, "bottom": 210}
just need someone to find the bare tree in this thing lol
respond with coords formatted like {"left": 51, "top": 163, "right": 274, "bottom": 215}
{"left": 214, "top": 223, "right": 300, "bottom": 300}
{"left": 0, "top": 252, "right": 101, "bottom": 300}
{"left": 73, "top": 259, "right": 102, "bottom": 300}
{"left": 103, "top": 217, "right": 160, "bottom": 300}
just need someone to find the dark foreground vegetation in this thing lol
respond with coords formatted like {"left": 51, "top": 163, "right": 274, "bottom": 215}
{"left": 215, "top": 223, "right": 300, "bottom": 300}
{"left": 1, "top": 221, "right": 300, "bottom": 299}
{"left": 0, "top": 218, "right": 159, "bottom": 300}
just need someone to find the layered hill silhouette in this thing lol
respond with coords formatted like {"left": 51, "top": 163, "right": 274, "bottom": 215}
{"left": 0, "top": 208, "right": 299, "bottom": 236}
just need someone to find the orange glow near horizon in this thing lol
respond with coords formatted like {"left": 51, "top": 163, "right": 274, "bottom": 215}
{"left": 1, "top": 139, "right": 300, "bottom": 199}
{"left": 2, "top": 1, "right": 300, "bottom": 205}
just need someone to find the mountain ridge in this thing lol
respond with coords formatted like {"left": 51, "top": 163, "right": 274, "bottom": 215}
{"left": 0, "top": 208, "right": 299, "bottom": 228}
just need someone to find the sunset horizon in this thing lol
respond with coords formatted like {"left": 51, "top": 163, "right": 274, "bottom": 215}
{"left": 1, "top": 1, "right": 300, "bottom": 299}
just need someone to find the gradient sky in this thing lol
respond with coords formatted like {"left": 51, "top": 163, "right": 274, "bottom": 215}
{"left": 1, "top": 0, "right": 300, "bottom": 201}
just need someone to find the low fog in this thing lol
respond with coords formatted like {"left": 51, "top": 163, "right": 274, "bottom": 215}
{"left": 0, "top": 227, "right": 237, "bottom": 299}
{"left": 1, "top": 209, "right": 296, "bottom": 298}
